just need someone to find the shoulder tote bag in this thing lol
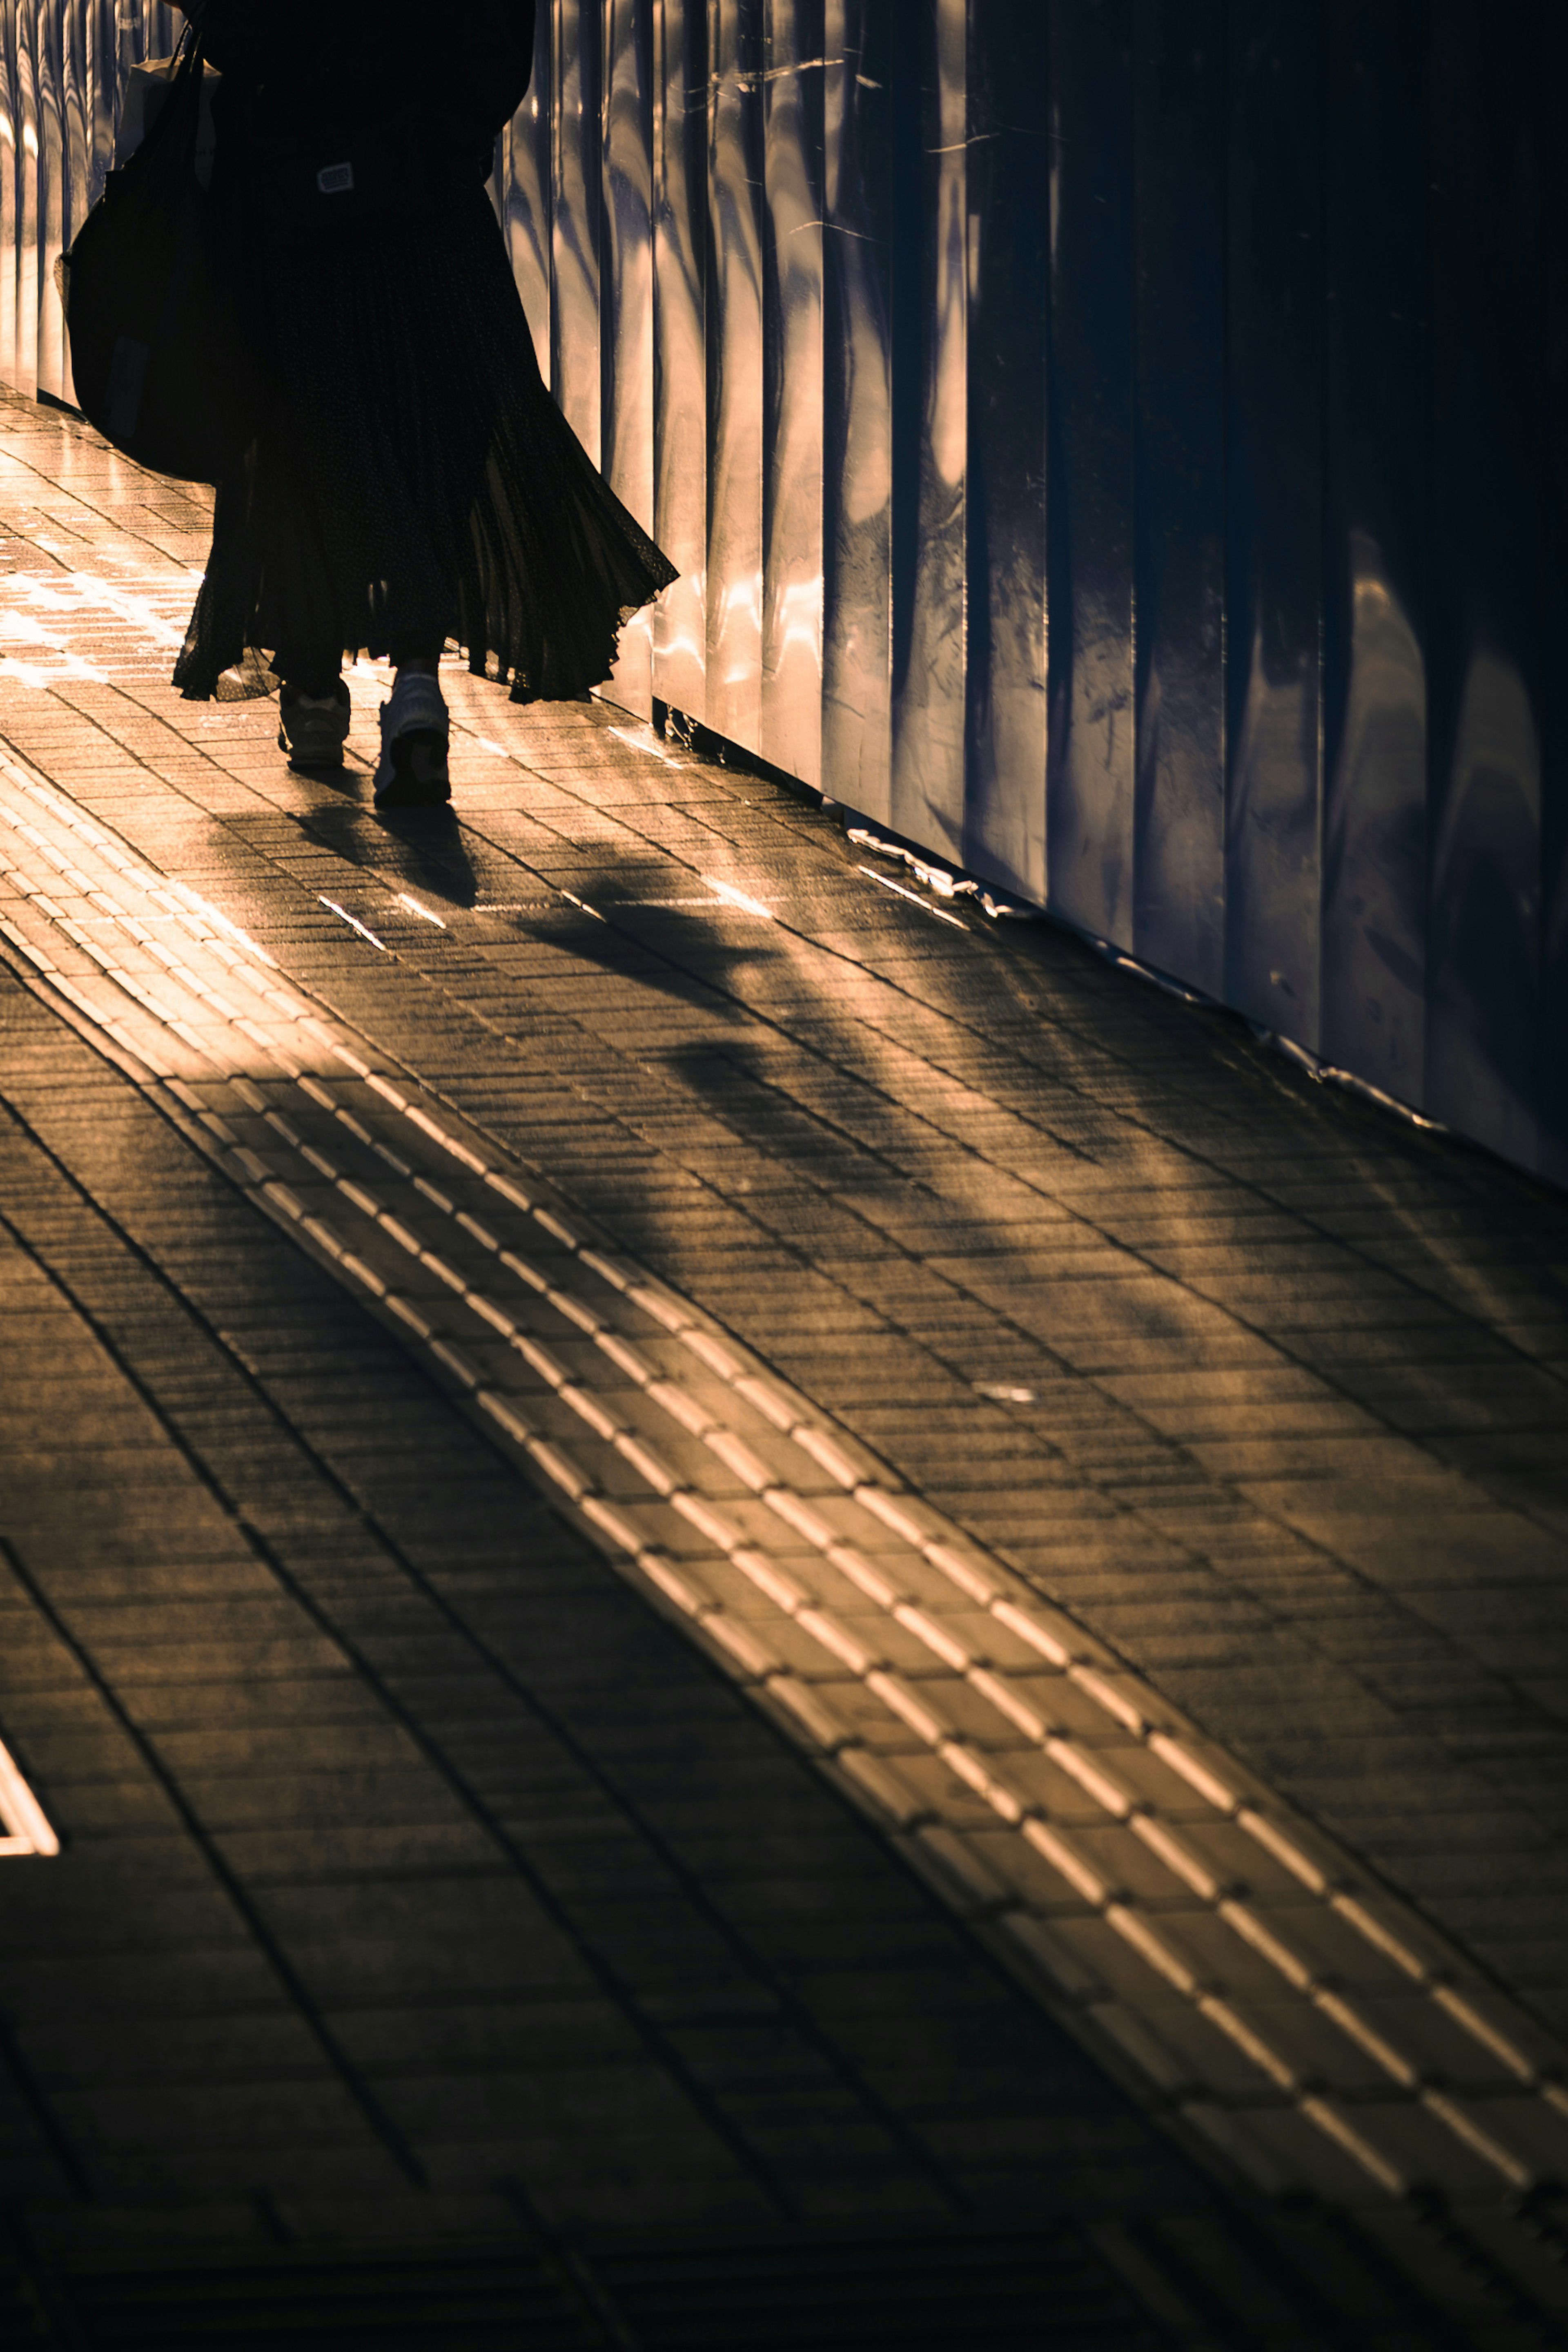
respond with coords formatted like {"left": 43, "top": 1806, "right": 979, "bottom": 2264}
{"left": 60, "top": 15, "right": 249, "bottom": 484}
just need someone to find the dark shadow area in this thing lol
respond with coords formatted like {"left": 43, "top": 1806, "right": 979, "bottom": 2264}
{"left": 302, "top": 801, "right": 484, "bottom": 910}
{"left": 0, "top": 965, "right": 1460, "bottom": 2348}
{"left": 6, "top": 2225, "right": 1194, "bottom": 2351}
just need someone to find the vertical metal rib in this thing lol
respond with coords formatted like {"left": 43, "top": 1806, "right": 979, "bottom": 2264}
{"left": 14, "top": 0, "right": 41, "bottom": 401}
{"left": 704, "top": 0, "right": 765, "bottom": 757}
{"left": 36, "top": 0, "right": 66, "bottom": 403}
{"left": 1223, "top": 0, "right": 1323, "bottom": 1052}
{"left": 759, "top": 0, "right": 824, "bottom": 789}
{"left": 821, "top": 0, "right": 891, "bottom": 825}
{"left": 651, "top": 0, "right": 709, "bottom": 722}
{"left": 552, "top": 0, "right": 604, "bottom": 464}
{"left": 1320, "top": 0, "right": 1428, "bottom": 1105}
{"left": 963, "top": 1, "right": 1048, "bottom": 904}
{"left": 889, "top": 0, "right": 966, "bottom": 860}
{"left": 602, "top": 0, "right": 657, "bottom": 716}
{"left": 503, "top": 5, "right": 554, "bottom": 386}
{"left": 1044, "top": 0, "right": 1135, "bottom": 949}
{"left": 1131, "top": 0, "right": 1226, "bottom": 996}
{"left": 0, "top": 2, "right": 19, "bottom": 395}
{"left": 1424, "top": 0, "right": 1546, "bottom": 1167}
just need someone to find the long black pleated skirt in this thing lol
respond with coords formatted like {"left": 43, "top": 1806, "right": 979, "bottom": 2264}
{"left": 174, "top": 173, "right": 676, "bottom": 701}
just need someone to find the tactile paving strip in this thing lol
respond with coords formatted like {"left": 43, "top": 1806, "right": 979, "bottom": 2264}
{"left": 3, "top": 740, "right": 1567, "bottom": 2292}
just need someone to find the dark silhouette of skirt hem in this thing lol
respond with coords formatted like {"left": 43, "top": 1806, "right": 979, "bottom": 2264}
{"left": 174, "top": 176, "right": 676, "bottom": 703}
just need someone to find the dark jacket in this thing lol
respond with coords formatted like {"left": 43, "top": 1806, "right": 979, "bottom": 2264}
{"left": 199, "top": 0, "right": 537, "bottom": 165}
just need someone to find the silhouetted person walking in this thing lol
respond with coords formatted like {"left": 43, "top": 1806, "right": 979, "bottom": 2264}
{"left": 168, "top": 0, "right": 675, "bottom": 807}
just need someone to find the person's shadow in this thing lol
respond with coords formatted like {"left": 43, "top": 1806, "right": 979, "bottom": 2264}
{"left": 370, "top": 807, "right": 481, "bottom": 909}
{"left": 295, "top": 797, "right": 481, "bottom": 910}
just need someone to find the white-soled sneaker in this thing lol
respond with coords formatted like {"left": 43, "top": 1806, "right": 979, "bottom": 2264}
{"left": 373, "top": 673, "right": 451, "bottom": 809}
{"left": 278, "top": 680, "right": 351, "bottom": 767}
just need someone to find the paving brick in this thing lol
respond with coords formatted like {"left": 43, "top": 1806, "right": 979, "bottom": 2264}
{"left": 2, "top": 385, "right": 1566, "bottom": 2337}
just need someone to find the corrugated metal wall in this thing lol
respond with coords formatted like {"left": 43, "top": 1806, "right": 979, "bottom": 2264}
{"left": 4, "top": 3, "right": 1565, "bottom": 1183}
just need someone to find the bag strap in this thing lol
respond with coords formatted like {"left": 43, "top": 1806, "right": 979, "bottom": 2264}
{"left": 167, "top": 9, "right": 216, "bottom": 123}
{"left": 113, "top": 10, "right": 211, "bottom": 193}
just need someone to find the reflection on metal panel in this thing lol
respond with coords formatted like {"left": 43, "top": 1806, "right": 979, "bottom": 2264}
{"left": 552, "top": 0, "right": 602, "bottom": 461}
{"left": 1321, "top": 0, "right": 1427, "bottom": 1108}
{"left": 1224, "top": 0, "right": 1323, "bottom": 1052}
{"left": 602, "top": 0, "right": 655, "bottom": 715}
{"left": 1131, "top": 0, "right": 1224, "bottom": 998}
{"left": 1547, "top": 52, "right": 1568, "bottom": 1195}
{"left": 760, "top": 0, "right": 824, "bottom": 789}
{"left": 502, "top": 8, "right": 554, "bottom": 386}
{"left": 36, "top": 0, "right": 64, "bottom": 401}
{"left": 1425, "top": 0, "right": 1548, "bottom": 1172}
{"left": 3, "top": 2, "right": 1564, "bottom": 1185}
{"left": 1, "top": 9, "right": 16, "bottom": 390}
{"left": 964, "top": 2, "right": 1048, "bottom": 906}
{"left": 13, "top": 0, "right": 40, "bottom": 403}
{"left": 704, "top": 0, "right": 764, "bottom": 756}
{"left": 1046, "top": 0, "right": 1135, "bottom": 946}
{"left": 651, "top": 0, "right": 707, "bottom": 720}
{"left": 820, "top": 0, "right": 891, "bottom": 824}
{"left": 1431, "top": 637, "right": 1542, "bottom": 1170}
{"left": 889, "top": 0, "right": 965, "bottom": 861}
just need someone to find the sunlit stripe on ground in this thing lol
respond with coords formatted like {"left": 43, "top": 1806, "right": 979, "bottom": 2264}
{"left": 3, "top": 736, "right": 1568, "bottom": 2215}
{"left": 0, "top": 1733, "right": 58, "bottom": 1856}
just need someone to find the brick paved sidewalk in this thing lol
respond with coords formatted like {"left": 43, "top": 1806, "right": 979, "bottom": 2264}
{"left": 2, "top": 387, "right": 1567, "bottom": 2345}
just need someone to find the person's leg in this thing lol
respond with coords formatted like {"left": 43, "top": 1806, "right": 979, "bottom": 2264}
{"left": 276, "top": 640, "right": 352, "bottom": 768}
{"left": 374, "top": 639, "right": 450, "bottom": 809}
{"left": 278, "top": 653, "right": 343, "bottom": 698}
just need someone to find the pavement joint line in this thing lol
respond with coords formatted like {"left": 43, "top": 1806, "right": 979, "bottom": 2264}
{"left": 0, "top": 941, "right": 1561, "bottom": 2201}
{"left": 3, "top": 756, "right": 1567, "bottom": 2209}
